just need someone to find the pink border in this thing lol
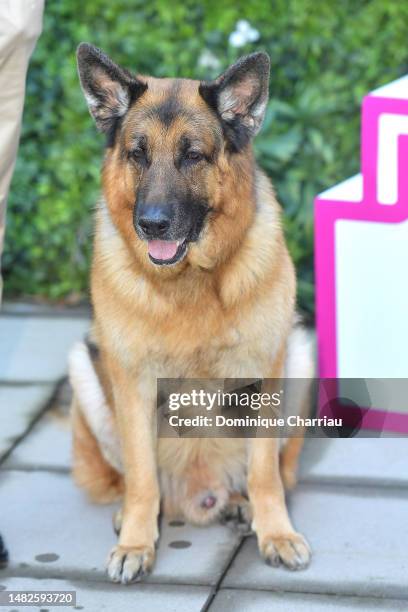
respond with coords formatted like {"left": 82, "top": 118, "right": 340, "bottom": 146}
{"left": 315, "top": 94, "right": 408, "bottom": 433}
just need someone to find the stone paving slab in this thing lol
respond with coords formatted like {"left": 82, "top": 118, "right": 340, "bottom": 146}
{"left": 1, "top": 413, "right": 71, "bottom": 472}
{"left": 0, "top": 317, "right": 89, "bottom": 382}
{"left": 300, "top": 437, "right": 408, "bottom": 487}
{"left": 0, "top": 471, "right": 241, "bottom": 587}
{"left": 1, "top": 301, "right": 91, "bottom": 318}
{"left": 211, "top": 588, "right": 408, "bottom": 611}
{"left": 222, "top": 483, "right": 408, "bottom": 599}
{"left": 0, "top": 576, "right": 210, "bottom": 612}
{"left": 0, "top": 385, "right": 55, "bottom": 462}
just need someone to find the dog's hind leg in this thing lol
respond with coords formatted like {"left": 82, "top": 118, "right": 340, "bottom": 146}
{"left": 220, "top": 492, "right": 253, "bottom": 534}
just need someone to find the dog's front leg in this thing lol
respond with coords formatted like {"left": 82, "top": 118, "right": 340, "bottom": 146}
{"left": 106, "top": 358, "right": 159, "bottom": 584}
{"left": 248, "top": 350, "right": 311, "bottom": 571}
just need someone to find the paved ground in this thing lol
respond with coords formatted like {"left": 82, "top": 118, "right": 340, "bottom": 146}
{"left": 0, "top": 305, "right": 407, "bottom": 611}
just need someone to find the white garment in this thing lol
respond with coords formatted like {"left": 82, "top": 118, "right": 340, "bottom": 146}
{"left": 0, "top": 0, "right": 44, "bottom": 300}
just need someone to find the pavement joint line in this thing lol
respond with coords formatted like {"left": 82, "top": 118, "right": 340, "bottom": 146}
{"left": 0, "top": 312, "right": 91, "bottom": 320}
{"left": 300, "top": 475, "right": 408, "bottom": 491}
{"left": 0, "top": 564, "right": 218, "bottom": 588}
{"left": 0, "top": 465, "right": 71, "bottom": 474}
{"left": 0, "top": 304, "right": 91, "bottom": 319}
{"left": 216, "top": 582, "right": 408, "bottom": 602}
{"left": 201, "top": 535, "right": 245, "bottom": 612}
{"left": 0, "top": 379, "right": 63, "bottom": 387}
{"left": 216, "top": 584, "right": 408, "bottom": 603}
{"left": 0, "top": 379, "right": 64, "bottom": 467}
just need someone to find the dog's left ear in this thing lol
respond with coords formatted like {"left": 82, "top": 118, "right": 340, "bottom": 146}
{"left": 199, "top": 52, "right": 270, "bottom": 150}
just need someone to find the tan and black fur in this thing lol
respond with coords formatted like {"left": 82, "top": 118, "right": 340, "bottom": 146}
{"left": 70, "top": 43, "right": 313, "bottom": 584}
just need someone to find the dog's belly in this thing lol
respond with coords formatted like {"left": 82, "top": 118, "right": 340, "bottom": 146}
{"left": 157, "top": 437, "right": 248, "bottom": 525}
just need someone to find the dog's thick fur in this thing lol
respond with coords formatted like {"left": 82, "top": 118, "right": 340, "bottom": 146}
{"left": 71, "top": 43, "right": 313, "bottom": 584}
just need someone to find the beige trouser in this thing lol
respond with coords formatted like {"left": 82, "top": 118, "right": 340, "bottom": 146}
{"left": 0, "top": 0, "right": 44, "bottom": 300}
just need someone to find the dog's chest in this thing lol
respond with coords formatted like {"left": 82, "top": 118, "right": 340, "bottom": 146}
{"left": 109, "top": 286, "right": 280, "bottom": 378}
{"left": 142, "top": 320, "right": 275, "bottom": 380}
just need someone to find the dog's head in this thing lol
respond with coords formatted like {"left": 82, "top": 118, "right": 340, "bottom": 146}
{"left": 77, "top": 44, "right": 270, "bottom": 270}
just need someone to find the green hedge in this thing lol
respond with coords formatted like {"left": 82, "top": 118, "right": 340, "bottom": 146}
{"left": 3, "top": 0, "right": 408, "bottom": 318}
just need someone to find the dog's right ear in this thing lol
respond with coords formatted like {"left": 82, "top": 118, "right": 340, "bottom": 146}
{"left": 76, "top": 43, "right": 147, "bottom": 133}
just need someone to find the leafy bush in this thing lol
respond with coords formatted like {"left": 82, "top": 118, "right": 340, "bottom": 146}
{"left": 3, "top": 0, "right": 408, "bottom": 318}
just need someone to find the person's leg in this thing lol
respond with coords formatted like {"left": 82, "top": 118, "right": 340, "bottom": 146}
{"left": 0, "top": 0, "right": 44, "bottom": 301}
{"left": 0, "top": 0, "right": 44, "bottom": 564}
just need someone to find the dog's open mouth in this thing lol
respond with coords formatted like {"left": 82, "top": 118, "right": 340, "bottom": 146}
{"left": 147, "top": 239, "right": 188, "bottom": 266}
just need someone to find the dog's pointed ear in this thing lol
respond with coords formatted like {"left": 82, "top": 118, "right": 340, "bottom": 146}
{"left": 199, "top": 52, "right": 270, "bottom": 150}
{"left": 76, "top": 43, "right": 147, "bottom": 132}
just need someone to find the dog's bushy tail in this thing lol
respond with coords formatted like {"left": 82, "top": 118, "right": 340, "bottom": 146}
{"left": 68, "top": 341, "right": 123, "bottom": 473}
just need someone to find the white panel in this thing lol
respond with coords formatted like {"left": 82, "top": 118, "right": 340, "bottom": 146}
{"left": 377, "top": 114, "right": 408, "bottom": 204}
{"left": 318, "top": 174, "right": 362, "bottom": 202}
{"left": 371, "top": 75, "right": 408, "bottom": 99}
{"left": 335, "top": 218, "right": 408, "bottom": 412}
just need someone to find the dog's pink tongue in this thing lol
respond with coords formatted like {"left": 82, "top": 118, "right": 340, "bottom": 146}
{"left": 148, "top": 240, "right": 178, "bottom": 261}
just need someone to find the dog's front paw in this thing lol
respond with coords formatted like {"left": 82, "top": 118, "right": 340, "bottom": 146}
{"left": 107, "top": 545, "right": 155, "bottom": 584}
{"left": 260, "top": 532, "right": 311, "bottom": 571}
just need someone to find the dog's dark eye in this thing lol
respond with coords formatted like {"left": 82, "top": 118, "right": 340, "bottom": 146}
{"left": 184, "top": 150, "right": 204, "bottom": 163}
{"left": 130, "top": 148, "right": 146, "bottom": 161}
{"left": 129, "top": 144, "right": 149, "bottom": 167}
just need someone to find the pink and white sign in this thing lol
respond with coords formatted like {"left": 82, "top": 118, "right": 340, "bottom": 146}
{"left": 315, "top": 75, "right": 408, "bottom": 433}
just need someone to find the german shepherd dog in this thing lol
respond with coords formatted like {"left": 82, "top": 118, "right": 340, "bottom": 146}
{"left": 71, "top": 43, "right": 313, "bottom": 584}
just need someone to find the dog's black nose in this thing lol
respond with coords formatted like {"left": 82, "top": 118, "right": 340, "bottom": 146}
{"left": 137, "top": 206, "right": 171, "bottom": 238}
